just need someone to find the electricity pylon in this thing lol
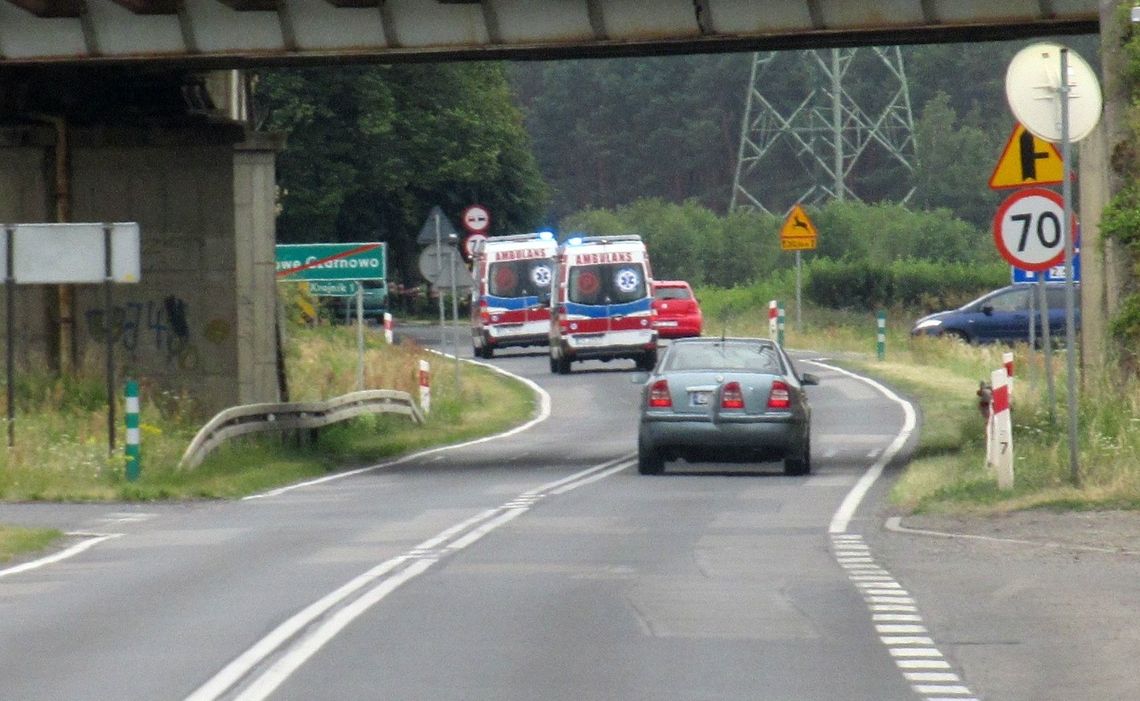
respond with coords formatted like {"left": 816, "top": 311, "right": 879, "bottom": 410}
{"left": 730, "top": 47, "right": 916, "bottom": 214}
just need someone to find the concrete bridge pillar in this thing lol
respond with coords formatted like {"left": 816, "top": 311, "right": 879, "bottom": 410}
{"left": 0, "top": 121, "right": 282, "bottom": 416}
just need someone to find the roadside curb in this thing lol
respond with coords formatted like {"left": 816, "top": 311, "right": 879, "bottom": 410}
{"left": 884, "top": 515, "right": 1140, "bottom": 556}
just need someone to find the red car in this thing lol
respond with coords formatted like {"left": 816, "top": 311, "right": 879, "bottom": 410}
{"left": 652, "top": 280, "right": 703, "bottom": 339}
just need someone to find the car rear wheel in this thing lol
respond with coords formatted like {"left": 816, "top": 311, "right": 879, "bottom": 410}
{"left": 783, "top": 434, "right": 811, "bottom": 476}
{"left": 549, "top": 354, "right": 559, "bottom": 373}
{"left": 480, "top": 346, "right": 494, "bottom": 359}
{"left": 557, "top": 355, "right": 572, "bottom": 375}
{"left": 638, "top": 440, "right": 664, "bottom": 475}
{"left": 636, "top": 350, "right": 657, "bottom": 371}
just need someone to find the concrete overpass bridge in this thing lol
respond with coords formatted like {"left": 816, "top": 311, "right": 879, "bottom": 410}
{"left": 0, "top": 0, "right": 1119, "bottom": 415}
{"left": 0, "top": 1, "right": 1100, "bottom": 66}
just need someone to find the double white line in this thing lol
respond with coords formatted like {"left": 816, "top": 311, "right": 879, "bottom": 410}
{"left": 187, "top": 455, "right": 633, "bottom": 701}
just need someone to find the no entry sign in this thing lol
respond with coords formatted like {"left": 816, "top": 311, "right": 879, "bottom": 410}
{"left": 992, "top": 188, "right": 1074, "bottom": 272}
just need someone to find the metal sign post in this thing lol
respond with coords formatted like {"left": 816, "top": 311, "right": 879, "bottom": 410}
{"left": 1059, "top": 47, "right": 1080, "bottom": 485}
{"left": 1005, "top": 42, "right": 1101, "bottom": 486}
{"left": 5, "top": 226, "right": 13, "bottom": 449}
{"left": 435, "top": 212, "right": 446, "bottom": 359}
{"left": 1, "top": 222, "right": 140, "bottom": 453}
{"left": 449, "top": 245, "right": 460, "bottom": 390}
{"left": 355, "top": 284, "right": 364, "bottom": 391}
{"left": 103, "top": 224, "right": 116, "bottom": 453}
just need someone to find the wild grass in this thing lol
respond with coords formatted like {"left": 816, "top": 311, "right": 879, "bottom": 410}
{"left": 0, "top": 524, "right": 61, "bottom": 564}
{"left": 2, "top": 286, "right": 1138, "bottom": 552}
{"left": 695, "top": 286, "right": 1140, "bottom": 515}
{"left": 803, "top": 312, "right": 1140, "bottom": 515}
{"left": 0, "top": 323, "right": 536, "bottom": 503}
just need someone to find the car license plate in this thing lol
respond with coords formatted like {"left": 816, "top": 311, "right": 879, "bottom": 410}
{"left": 690, "top": 391, "right": 711, "bottom": 406}
{"left": 656, "top": 320, "right": 678, "bottom": 327}
{"left": 575, "top": 334, "right": 604, "bottom": 346}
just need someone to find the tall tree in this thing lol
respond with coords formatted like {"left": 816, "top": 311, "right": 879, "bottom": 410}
{"left": 911, "top": 92, "right": 1002, "bottom": 228}
{"left": 511, "top": 54, "right": 751, "bottom": 222}
{"left": 255, "top": 63, "right": 548, "bottom": 284}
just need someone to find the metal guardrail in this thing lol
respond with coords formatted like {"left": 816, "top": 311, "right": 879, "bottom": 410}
{"left": 178, "top": 389, "right": 424, "bottom": 469}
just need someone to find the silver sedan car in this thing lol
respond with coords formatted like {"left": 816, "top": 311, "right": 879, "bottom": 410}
{"left": 634, "top": 337, "right": 818, "bottom": 475}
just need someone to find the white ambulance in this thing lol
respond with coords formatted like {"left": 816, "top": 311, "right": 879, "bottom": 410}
{"left": 469, "top": 232, "right": 558, "bottom": 359}
{"left": 548, "top": 235, "right": 657, "bottom": 374}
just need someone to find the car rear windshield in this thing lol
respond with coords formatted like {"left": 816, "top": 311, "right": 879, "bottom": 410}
{"left": 488, "top": 259, "right": 555, "bottom": 298}
{"left": 569, "top": 263, "right": 648, "bottom": 305}
{"left": 653, "top": 286, "right": 691, "bottom": 301}
{"left": 663, "top": 342, "right": 782, "bottom": 373}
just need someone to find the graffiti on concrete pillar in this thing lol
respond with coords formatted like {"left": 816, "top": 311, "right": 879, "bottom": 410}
{"left": 85, "top": 296, "right": 200, "bottom": 369}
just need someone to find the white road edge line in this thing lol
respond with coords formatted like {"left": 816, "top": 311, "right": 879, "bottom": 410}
{"left": 187, "top": 457, "right": 633, "bottom": 701}
{"left": 243, "top": 355, "right": 553, "bottom": 501}
{"left": 0, "top": 532, "right": 122, "bottom": 579}
{"left": 803, "top": 360, "right": 916, "bottom": 534}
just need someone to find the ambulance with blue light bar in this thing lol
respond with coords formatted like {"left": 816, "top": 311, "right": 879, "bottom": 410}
{"left": 469, "top": 232, "right": 558, "bottom": 359}
{"left": 548, "top": 235, "right": 657, "bottom": 374}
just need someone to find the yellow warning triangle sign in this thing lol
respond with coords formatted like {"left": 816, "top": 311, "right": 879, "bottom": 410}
{"left": 779, "top": 204, "right": 818, "bottom": 250}
{"left": 989, "top": 123, "right": 1064, "bottom": 190}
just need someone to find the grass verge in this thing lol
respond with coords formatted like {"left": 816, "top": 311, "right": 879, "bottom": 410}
{"left": 0, "top": 525, "right": 62, "bottom": 566}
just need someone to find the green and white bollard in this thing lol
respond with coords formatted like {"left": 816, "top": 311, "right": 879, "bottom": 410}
{"left": 125, "top": 380, "right": 140, "bottom": 481}
{"left": 876, "top": 311, "right": 887, "bottom": 361}
{"left": 777, "top": 306, "right": 786, "bottom": 346}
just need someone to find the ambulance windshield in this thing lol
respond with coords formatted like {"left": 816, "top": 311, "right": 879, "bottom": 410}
{"left": 488, "top": 259, "right": 554, "bottom": 299}
{"left": 568, "top": 263, "right": 647, "bottom": 305}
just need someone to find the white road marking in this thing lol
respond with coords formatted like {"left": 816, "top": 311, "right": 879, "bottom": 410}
{"left": 817, "top": 362, "right": 979, "bottom": 701}
{"left": 806, "top": 360, "right": 916, "bottom": 535}
{"left": 243, "top": 358, "right": 553, "bottom": 501}
{"left": 0, "top": 532, "right": 121, "bottom": 579}
{"left": 831, "top": 531, "right": 978, "bottom": 701}
{"left": 188, "top": 456, "right": 633, "bottom": 701}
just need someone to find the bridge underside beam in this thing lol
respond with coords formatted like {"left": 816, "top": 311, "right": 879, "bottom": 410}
{"left": 0, "top": 0, "right": 1099, "bottom": 68}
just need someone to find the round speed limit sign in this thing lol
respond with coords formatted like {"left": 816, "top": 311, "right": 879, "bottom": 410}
{"left": 992, "top": 187, "right": 1075, "bottom": 272}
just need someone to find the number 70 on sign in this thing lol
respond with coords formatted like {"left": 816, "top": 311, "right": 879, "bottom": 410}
{"left": 992, "top": 187, "right": 1076, "bottom": 273}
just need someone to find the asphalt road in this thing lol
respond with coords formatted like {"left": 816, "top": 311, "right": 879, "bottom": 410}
{"left": 9, "top": 328, "right": 1120, "bottom": 700}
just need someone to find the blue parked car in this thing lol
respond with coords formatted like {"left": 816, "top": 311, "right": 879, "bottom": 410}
{"left": 910, "top": 283, "right": 1080, "bottom": 345}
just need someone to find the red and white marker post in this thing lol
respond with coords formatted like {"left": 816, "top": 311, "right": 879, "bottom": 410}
{"left": 383, "top": 312, "right": 393, "bottom": 345}
{"left": 988, "top": 367, "right": 1014, "bottom": 490}
{"left": 418, "top": 359, "right": 431, "bottom": 414}
{"left": 768, "top": 300, "right": 778, "bottom": 340}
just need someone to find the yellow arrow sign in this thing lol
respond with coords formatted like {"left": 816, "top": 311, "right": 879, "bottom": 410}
{"left": 989, "top": 123, "right": 1064, "bottom": 190}
{"left": 779, "top": 204, "right": 818, "bottom": 251}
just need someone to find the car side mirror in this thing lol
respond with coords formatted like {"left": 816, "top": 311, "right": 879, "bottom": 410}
{"left": 801, "top": 372, "right": 820, "bottom": 386}
{"left": 981, "top": 305, "right": 994, "bottom": 316}
{"left": 630, "top": 371, "right": 650, "bottom": 384}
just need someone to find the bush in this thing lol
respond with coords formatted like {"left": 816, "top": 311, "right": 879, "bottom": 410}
{"left": 804, "top": 258, "right": 1007, "bottom": 311}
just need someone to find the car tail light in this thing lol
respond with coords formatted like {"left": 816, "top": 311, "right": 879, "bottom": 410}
{"left": 721, "top": 381, "right": 744, "bottom": 409}
{"left": 648, "top": 380, "right": 672, "bottom": 408}
{"left": 767, "top": 380, "right": 791, "bottom": 410}
{"left": 479, "top": 299, "right": 490, "bottom": 323}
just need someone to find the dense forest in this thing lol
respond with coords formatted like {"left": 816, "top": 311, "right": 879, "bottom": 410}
{"left": 509, "top": 34, "right": 1100, "bottom": 228}
{"left": 255, "top": 34, "right": 1101, "bottom": 288}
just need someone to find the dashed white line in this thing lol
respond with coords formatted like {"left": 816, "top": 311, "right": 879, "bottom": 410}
{"left": 831, "top": 534, "right": 978, "bottom": 701}
{"left": 817, "top": 356, "right": 978, "bottom": 701}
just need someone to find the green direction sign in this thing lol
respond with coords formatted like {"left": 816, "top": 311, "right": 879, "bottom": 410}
{"left": 308, "top": 280, "right": 359, "bottom": 297}
{"left": 275, "top": 242, "right": 386, "bottom": 282}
